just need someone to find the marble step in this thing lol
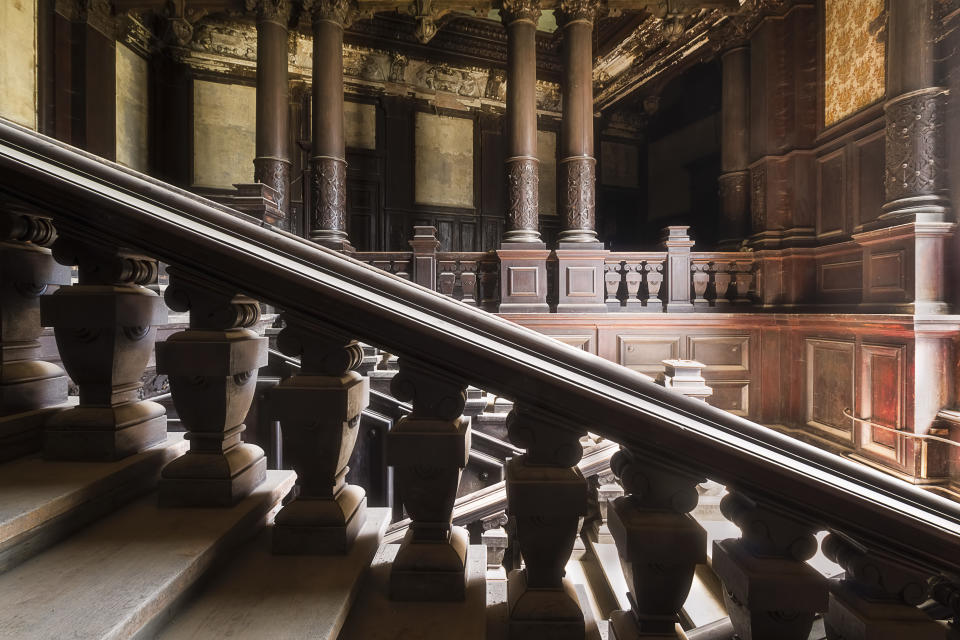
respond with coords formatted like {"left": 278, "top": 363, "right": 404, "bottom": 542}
{"left": 338, "top": 541, "right": 488, "bottom": 640}
{"left": 0, "top": 470, "right": 295, "bottom": 640}
{"left": 155, "top": 507, "right": 391, "bottom": 640}
{"left": 0, "top": 432, "right": 188, "bottom": 573}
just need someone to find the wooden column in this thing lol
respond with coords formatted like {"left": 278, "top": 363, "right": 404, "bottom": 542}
{"left": 388, "top": 359, "right": 470, "bottom": 600}
{"left": 0, "top": 202, "right": 70, "bottom": 460}
{"left": 556, "top": 0, "right": 598, "bottom": 245}
{"left": 881, "top": 0, "right": 949, "bottom": 224}
{"left": 505, "top": 404, "right": 587, "bottom": 639}
{"left": 271, "top": 315, "right": 368, "bottom": 553}
{"left": 501, "top": 0, "right": 542, "bottom": 245}
{"left": 41, "top": 236, "right": 167, "bottom": 460}
{"left": 718, "top": 46, "right": 750, "bottom": 249}
{"left": 309, "top": 0, "right": 353, "bottom": 250}
{"left": 252, "top": 0, "right": 292, "bottom": 221}
{"left": 156, "top": 270, "right": 267, "bottom": 506}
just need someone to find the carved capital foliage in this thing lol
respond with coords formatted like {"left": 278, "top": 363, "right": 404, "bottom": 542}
{"left": 884, "top": 88, "right": 947, "bottom": 203}
{"left": 310, "top": 156, "right": 347, "bottom": 234}
{"left": 555, "top": 0, "right": 597, "bottom": 26}
{"left": 560, "top": 157, "right": 596, "bottom": 234}
{"left": 505, "top": 157, "right": 539, "bottom": 233}
{"left": 501, "top": 0, "right": 541, "bottom": 24}
{"left": 245, "top": 0, "right": 291, "bottom": 24}
{"left": 306, "top": 0, "right": 355, "bottom": 27}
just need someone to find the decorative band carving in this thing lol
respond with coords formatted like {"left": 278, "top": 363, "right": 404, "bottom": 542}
{"left": 560, "top": 156, "right": 596, "bottom": 237}
{"left": 310, "top": 156, "right": 347, "bottom": 235}
{"left": 254, "top": 157, "right": 291, "bottom": 215}
{"left": 505, "top": 156, "right": 540, "bottom": 236}
{"left": 884, "top": 87, "right": 947, "bottom": 203}
{"left": 501, "top": 0, "right": 542, "bottom": 24}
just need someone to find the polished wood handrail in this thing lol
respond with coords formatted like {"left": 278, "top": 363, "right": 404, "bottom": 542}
{"left": 1, "top": 117, "right": 958, "bottom": 573}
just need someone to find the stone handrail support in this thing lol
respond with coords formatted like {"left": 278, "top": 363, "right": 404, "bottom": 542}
{"left": 2, "top": 119, "right": 959, "bottom": 640}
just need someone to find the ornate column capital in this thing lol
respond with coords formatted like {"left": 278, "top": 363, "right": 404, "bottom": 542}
{"left": 500, "top": 0, "right": 541, "bottom": 25}
{"left": 245, "top": 0, "right": 291, "bottom": 25}
{"left": 305, "top": 0, "right": 356, "bottom": 27}
{"left": 555, "top": 0, "right": 597, "bottom": 27}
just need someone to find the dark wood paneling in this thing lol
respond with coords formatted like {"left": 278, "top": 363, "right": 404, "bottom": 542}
{"left": 805, "top": 338, "right": 855, "bottom": 444}
{"left": 816, "top": 148, "right": 845, "bottom": 239}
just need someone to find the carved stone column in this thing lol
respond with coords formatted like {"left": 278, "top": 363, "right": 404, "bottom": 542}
{"left": 41, "top": 236, "right": 167, "bottom": 460}
{"left": 388, "top": 359, "right": 470, "bottom": 600}
{"left": 501, "top": 0, "right": 542, "bottom": 244}
{"left": 608, "top": 447, "right": 706, "bottom": 639}
{"left": 271, "top": 315, "right": 368, "bottom": 553}
{"left": 712, "top": 491, "right": 828, "bottom": 640}
{"left": 0, "top": 203, "right": 70, "bottom": 460}
{"left": 252, "top": 0, "right": 292, "bottom": 221}
{"left": 156, "top": 270, "right": 267, "bottom": 506}
{"left": 718, "top": 45, "right": 750, "bottom": 249}
{"left": 505, "top": 404, "right": 587, "bottom": 640}
{"left": 309, "top": 0, "right": 354, "bottom": 250}
{"left": 556, "top": 0, "right": 598, "bottom": 245}
{"left": 822, "top": 533, "right": 943, "bottom": 640}
{"left": 880, "top": 0, "right": 949, "bottom": 224}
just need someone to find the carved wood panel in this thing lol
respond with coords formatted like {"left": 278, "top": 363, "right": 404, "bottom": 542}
{"left": 858, "top": 343, "right": 906, "bottom": 465}
{"left": 616, "top": 335, "right": 681, "bottom": 378}
{"left": 816, "top": 148, "right": 846, "bottom": 239}
{"left": 707, "top": 380, "right": 750, "bottom": 416}
{"left": 687, "top": 335, "right": 750, "bottom": 373}
{"left": 805, "top": 338, "right": 855, "bottom": 444}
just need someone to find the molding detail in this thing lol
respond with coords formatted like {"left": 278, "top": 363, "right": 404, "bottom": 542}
{"left": 505, "top": 156, "right": 540, "bottom": 241}
{"left": 559, "top": 157, "right": 597, "bottom": 242}
{"left": 311, "top": 156, "right": 347, "bottom": 237}
{"left": 884, "top": 88, "right": 947, "bottom": 203}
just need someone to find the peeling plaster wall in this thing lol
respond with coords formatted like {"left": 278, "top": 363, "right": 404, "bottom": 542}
{"left": 192, "top": 80, "right": 256, "bottom": 188}
{"left": 414, "top": 112, "right": 474, "bottom": 208}
{"left": 345, "top": 100, "right": 376, "bottom": 150}
{"left": 0, "top": 0, "right": 37, "bottom": 129}
{"left": 537, "top": 130, "right": 557, "bottom": 216}
{"left": 116, "top": 45, "right": 149, "bottom": 172}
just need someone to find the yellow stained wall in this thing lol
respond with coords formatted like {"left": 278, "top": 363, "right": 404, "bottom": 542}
{"left": 0, "top": 0, "right": 38, "bottom": 129}
{"left": 193, "top": 80, "right": 256, "bottom": 188}
{"left": 116, "top": 45, "right": 149, "bottom": 172}
{"left": 414, "top": 112, "right": 474, "bottom": 208}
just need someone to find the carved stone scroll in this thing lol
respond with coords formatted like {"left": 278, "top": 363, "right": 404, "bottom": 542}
{"left": 388, "top": 358, "right": 470, "bottom": 601}
{"left": 505, "top": 404, "right": 587, "bottom": 640}
{"left": 271, "top": 315, "right": 368, "bottom": 554}
{"left": 156, "top": 270, "right": 267, "bottom": 506}
{"left": 41, "top": 235, "right": 167, "bottom": 460}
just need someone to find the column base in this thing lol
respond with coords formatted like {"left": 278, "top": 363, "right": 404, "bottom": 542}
{"left": 311, "top": 236, "right": 355, "bottom": 252}
{"left": 390, "top": 525, "right": 469, "bottom": 601}
{"left": 272, "top": 485, "right": 367, "bottom": 555}
{"left": 159, "top": 441, "right": 267, "bottom": 507}
{"left": 507, "top": 568, "right": 585, "bottom": 640}
{"left": 497, "top": 247, "right": 550, "bottom": 314}
{"left": 44, "top": 401, "right": 166, "bottom": 461}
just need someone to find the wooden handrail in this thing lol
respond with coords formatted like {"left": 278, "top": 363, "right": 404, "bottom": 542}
{"left": 1, "top": 117, "right": 958, "bottom": 573}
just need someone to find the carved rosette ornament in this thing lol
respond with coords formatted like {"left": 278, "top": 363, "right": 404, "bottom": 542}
{"left": 245, "top": 0, "right": 291, "bottom": 25}
{"left": 558, "top": 157, "right": 598, "bottom": 243}
{"left": 310, "top": 156, "right": 349, "bottom": 245}
{"left": 504, "top": 156, "right": 540, "bottom": 243}
{"left": 882, "top": 87, "right": 949, "bottom": 220}
{"left": 501, "top": 0, "right": 542, "bottom": 24}
{"left": 555, "top": 0, "right": 597, "bottom": 25}
{"left": 253, "top": 158, "right": 291, "bottom": 215}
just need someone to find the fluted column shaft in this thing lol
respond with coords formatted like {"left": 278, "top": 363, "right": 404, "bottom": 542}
{"left": 718, "top": 46, "right": 750, "bottom": 249}
{"left": 502, "top": 0, "right": 542, "bottom": 244}
{"left": 557, "top": 0, "right": 597, "bottom": 244}
{"left": 310, "top": 0, "right": 352, "bottom": 249}
{"left": 253, "top": 0, "right": 292, "bottom": 219}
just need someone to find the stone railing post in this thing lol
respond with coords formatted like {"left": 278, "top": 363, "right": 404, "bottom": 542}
{"left": 270, "top": 315, "right": 368, "bottom": 553}
{"left": 0, "top": 202, "right": 70, "bottom": 460}
{"left": 608, "top": 447, "right": 706, "bottom": 639}
{"left": 409, "top": 225, "right": 440, "bottom": 291}
{"left": 713, "top": 491, "right": 828, "bottom": 639}
{"left": 41, "top": 235, "right": 167, "bottom": 460}
{"left": 505, "top": 404, "right": 587, "bottom": 639}
{"left": 661, "top": 226, "right": 693, "bottom": 312}
{"left": 656, "top": 360, "right": 712, "bottom": 402}
{"left": 156, "top": 270, "right": 267, "bottom": 506}
{"left": 388, "top": 358, "right": 471, "bottom": 600}
{"left": 823, "top": 533, "right": 943, "bottom": 639}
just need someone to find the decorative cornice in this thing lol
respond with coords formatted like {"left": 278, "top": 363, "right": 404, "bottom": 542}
{"left": 500, "top": 0, "right": 542, "bottom": 25}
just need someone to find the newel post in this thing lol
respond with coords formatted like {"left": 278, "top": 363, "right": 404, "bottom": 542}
{"left": 270, "top": 315, "right": 368, "bottom": 553}
{"left": 156, "top": 270, "right": 267, "bottom": 506}
{"left": 661, "top": 226, "right": 693, "bottom": 312}
{"left": 388, "top": 358, "right": 471, "bottom": 600}
{"left": 409, "top": 225, "right": 440, "bottom": 291}
{"left": 505, "top": 404, "right": 588, "bottom": 639}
